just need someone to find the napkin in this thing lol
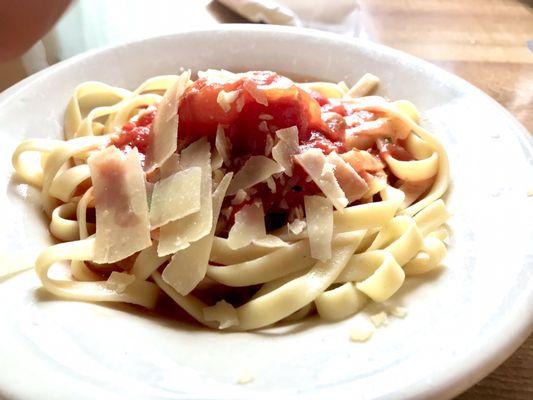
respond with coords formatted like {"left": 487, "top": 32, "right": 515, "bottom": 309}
{"left": 217, "top": 0, "right": 360, "bottom": 34}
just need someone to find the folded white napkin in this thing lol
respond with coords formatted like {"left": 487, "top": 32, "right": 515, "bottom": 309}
{"left": 218, "top": 0, "right": 360, "bottom": 34}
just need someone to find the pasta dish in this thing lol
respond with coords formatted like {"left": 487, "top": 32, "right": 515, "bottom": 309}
{"left": 11, "top": 69, "right": 449, "bottom": 330}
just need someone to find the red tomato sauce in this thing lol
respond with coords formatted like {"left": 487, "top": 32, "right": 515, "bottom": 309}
{"left": 111, "top": 71, "right": 395, "bottom": 229}
{"left": 178, "top": 71, "right": 331, "bottom": 155}
{"left": 112, "top": 109, "right": 155, "bottom": 158}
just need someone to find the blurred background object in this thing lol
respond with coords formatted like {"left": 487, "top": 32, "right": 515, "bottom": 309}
{"left": 0, "top": 0, "right": 531, "bottom": 131}
{"left": 0, "top": 0, "right": 531, "bottom": 398}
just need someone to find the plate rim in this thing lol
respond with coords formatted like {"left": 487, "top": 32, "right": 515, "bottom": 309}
{"left": 0, "top": 24, "right": 531, "bottom": 400}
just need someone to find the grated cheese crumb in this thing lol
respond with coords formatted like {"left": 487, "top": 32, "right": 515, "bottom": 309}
{"left": 288, "top": 219, "right": 306, "bottom": 235}
{"left": 258, "top": 121, "right": 269, "bottom": 133}
{"left": 389, "top": 306, "right": 408, "bottom": 318}
{"left": 259, "top": 113, "right": 273, "bottom": 120}
{"left": 265, "top": 135, "right": 274, "bottom": 156}
{"left": 203, "top": 300, "right": 239, "bottom": 330}
{"left": 370, "top": 311, "right": 389, "bottom": 327}
{"left": 349, "top": 320, "right": 375, "bottom": 342}
{"left": 237, "top": 373, "right": 254, "bottom": 385}
{"left": 231, "top": 189, "right": 250, "bottom": 205}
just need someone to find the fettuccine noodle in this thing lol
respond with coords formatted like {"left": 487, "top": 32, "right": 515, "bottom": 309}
{"left": 9, "top": 69, "right": 449, "bottom": 330}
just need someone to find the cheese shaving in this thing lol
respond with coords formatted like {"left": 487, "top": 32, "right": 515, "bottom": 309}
{"left": 237, "top": 373, "right": 254, "bottom": 385}
{"left": 211, "top": 149, "right": 224, "bottom": 171}
{"left": 265, "top": 176, "right": 276, "bottom": 193}
{"left": 258, "top": 121, "right": 269, "bottom": 133}
{"left": 157, "top": 139, "right": 212, "bottom": 256}
{"left": 216, "top": 90, "right": 239, "bottom": 113}
{"left": 149, "top": 167, "right": 202, "bottom": 229}
{"left": 231, "top": 189, "right": 250, "bottom": 205}
{"left": 161, "top": 173, "right": 232, "bottom": 295}
{"left": 215, "top": 124, "right": 231, "bottom": 166}
{"left": 89, "top": 146, "right": 151, "bottom": 263}
{"left": 288, "top": 219, "right": 306, "bottom": 235}
{"left": 243, "top": 79, "right": 268, "bottom": 106}
{"left": 145, "top": 70, "right": 190, "bottom": 172}
{"left": 271, "top": 126, "right": 299, "bottom": 176}
{"left": 252, "top": 235, "right": 289, "bottom": 248}
{"left": 304, "top": 195, "right": 333, "bottom": 262}
{"left": 227, "top": 156, "right": 283, "bottom": 196}
{"left": 370, "top": 311, "right": 389, "bottom": 327}
{"left": 106, "top": 271, "right": 135, "bottom": 293}
{"left": 227, "top": 202, "right": 267, "bottom": 249}
{"left": 265, "top": 135, "right": 274, "bottom": 156}
{"left": 159, "top": 153, "right": 181, "bottom": 179}
{"left": 326, "top": 152, "right": 368, "bottom": 202}
{"left": 203, "top": 300, "right": 239, "bottom": 329}
{"left": 389, "top": 306, "right": 408, "bottom": 318}
{"left": 295, "top": 149, "right": 348, "bottom": 210}
{"left": 235, "top": 95, "right": 245, "bottom": 112}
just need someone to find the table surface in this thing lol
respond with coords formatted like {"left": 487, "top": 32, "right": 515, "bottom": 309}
{"left": 0, "top": 0, "right": 531, "bottom": 398}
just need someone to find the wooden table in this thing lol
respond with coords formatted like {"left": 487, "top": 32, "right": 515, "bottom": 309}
{"left": 358, "top": 2, "right": 533, "bottom": 398}
{"left": 0, "top": 0, "right": 531, "bottom": 398}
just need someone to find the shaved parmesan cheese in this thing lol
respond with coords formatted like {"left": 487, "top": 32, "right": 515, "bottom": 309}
{"left": 304, "top": 195, "right": 333, "bottom": 262}
{"left": 326, "top": 152, "right": 368, "bottom": 202}
{"left": 252, "top": 234, "right": 289, "bottom": 248}
{"left": 89, "top": 146, "right": 151, "bottom": 263}
{"left": 159, "top": 153, "right": 181, "bottom": 179}
{"left": 197, "top": 69, "right": 238, "bottom": 83}
{"left": 231, "top": 189, "right": 250, "bottom": 205}
{"left": 227, "top": 202, "right": 267, "bottom": 249}
{"left": 295, "top": 149, "right": 348, "bottom": 210}
{"left": 288, "top": 219, "right": 306, "bottom": 235}
{"left": 265, "top": 176, "right": 276, "bottom": 193}
{"left": 107, "top": 271, "right": 135, "bottom": 293}
{"left": 243, "top": 79, "right": 268, "bottom": 106}
{"left": 211, "top": 149, "right": 223, "bottom": 170}
{"left": 349, "top": 319, "right": 375, "bottom": 342}
{"left": 259, "top": 113, "right": 273, "bottom": 120}
{"left": 235, "top": 95, "right": 245, "bottom": 112}
{"left": 227, "top": 156, "right": 283, "bottom": 196}
{"left": 149, "top": 167, "right": 202, "bottom": 229}
{"left": 145, "top": 70, "right": 190, "bottom": 172}
{"left": 216, "top": 89, "right": 239, "bottom": 113}
{"left": 345, "top": 118, "right": 392, "bottom": 142}
{"left": 265, "top": 135, "right": 274, "bottom": 156}
{"left": 215, "top": 125, "right": 231, "bottom": 166}
{"left": 370, "top": 311, "right": 388, "bottom": 327}
{"left": 271, "top": 126, "right": 299, "bottom": 176}
{"left": 203, "top": 300, "right": 239, "bottom": 329}
{"left": 237, "top": 373, "right": 254, "bottom": 385}
{"left": 221, "top": 206, "right": 233, "bottom": 219}
{"left": 157, "top": 139, "right": 212, "bottom": 256}
{"left": 162, "top": 173, "right": 233, "bottom": 295}
{"left": 258, "top": 121, "right": 269, "bottom": 133}
{"left": 390, "top": 306, "right": 407, "bottom": 318}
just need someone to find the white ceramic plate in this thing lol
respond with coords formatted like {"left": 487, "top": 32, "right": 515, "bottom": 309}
{"left": 0, "top": 25, "right": 531, "bottom": 400}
